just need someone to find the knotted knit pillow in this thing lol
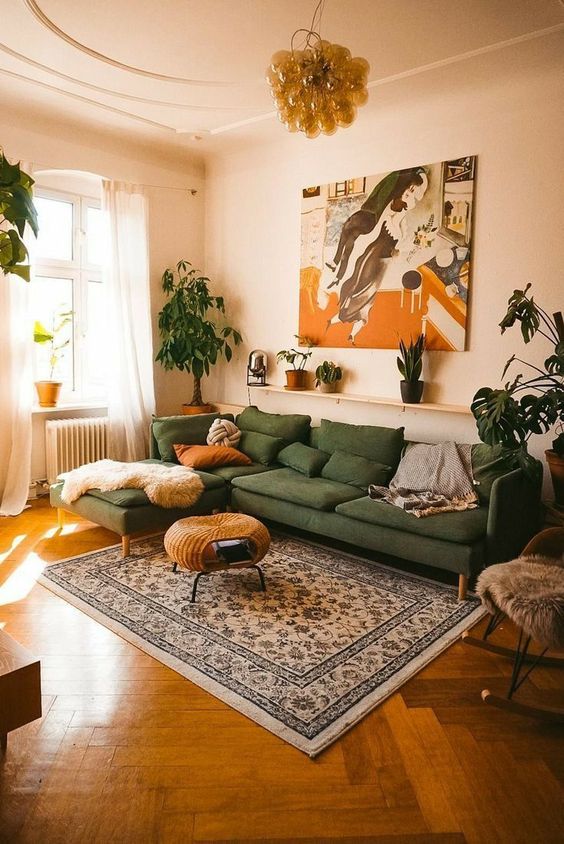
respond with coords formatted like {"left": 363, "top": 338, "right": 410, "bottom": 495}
{"left": 206, "top": 417, "right": 241, "bottom": 448}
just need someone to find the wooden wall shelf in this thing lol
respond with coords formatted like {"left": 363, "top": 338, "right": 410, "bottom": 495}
{"left": 250, "top": 385, "right": 471, "bottom": 415}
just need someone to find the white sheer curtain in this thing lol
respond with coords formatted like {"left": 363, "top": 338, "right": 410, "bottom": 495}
{"left": 0, "top": 162, "right": 34, "bottom": 516}
{"left": 102, "top": 180, "right": 155, "bottom": 461}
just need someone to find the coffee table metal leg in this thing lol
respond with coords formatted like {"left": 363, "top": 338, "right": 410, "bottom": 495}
{"left": 254, "top": 565, "right": 266, "bottom": 592}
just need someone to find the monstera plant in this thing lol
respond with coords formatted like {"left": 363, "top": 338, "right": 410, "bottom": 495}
{"left": 0, "top": 150, "right": 38, "bottom": 281}
{"left": 471, "top": 285, "right": 564, "bottom": 494}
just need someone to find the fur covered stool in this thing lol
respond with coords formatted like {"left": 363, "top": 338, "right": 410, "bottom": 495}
{"left": 164, "top": 512, "right": 270, "bottom": 603}
{"left": 463, "top": 527, "right": 564, "bottom": 721}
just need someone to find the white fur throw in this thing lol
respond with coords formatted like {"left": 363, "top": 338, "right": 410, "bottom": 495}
{"left": 206, "top": 418, "right": 241, "bottom": 448}
{"left": 60, "top": 459, "right": 204, "bottom": 509}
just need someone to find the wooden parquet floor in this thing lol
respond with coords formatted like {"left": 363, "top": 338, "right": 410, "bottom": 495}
{"left": 0, "top": 499, "right": 563, "bottom": 844}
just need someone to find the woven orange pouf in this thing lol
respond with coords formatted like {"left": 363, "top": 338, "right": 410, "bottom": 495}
{"left": 164, "top": 513, "right": 271, "bottom": 601}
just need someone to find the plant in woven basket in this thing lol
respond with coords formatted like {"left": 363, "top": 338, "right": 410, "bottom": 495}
{"left": 156, "top": 260, "right": 242, "bottom": 409}
{"left": 471, "top": 284, "right": 564, "bottom": 484}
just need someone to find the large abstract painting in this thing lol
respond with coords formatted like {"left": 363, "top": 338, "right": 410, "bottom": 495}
{"left": 299, "top": 156, "right": 476, "bottom": 350}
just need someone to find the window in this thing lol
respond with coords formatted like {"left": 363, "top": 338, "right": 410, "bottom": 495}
{"left": 32, "top": 188, "right": 109, "bottom": 402}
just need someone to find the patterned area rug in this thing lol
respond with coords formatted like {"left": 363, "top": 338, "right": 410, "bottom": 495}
{"left": 40, "top": 534, "right": 484, "bottom": 756}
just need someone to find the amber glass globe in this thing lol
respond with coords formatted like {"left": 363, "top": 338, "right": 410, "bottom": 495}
{"left": 266, "top": 40, "right": 369, "bottom": 138}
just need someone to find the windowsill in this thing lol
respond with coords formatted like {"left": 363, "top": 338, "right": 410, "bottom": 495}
{"left": 32, "top": 402, "right": 108, "bottom": 415}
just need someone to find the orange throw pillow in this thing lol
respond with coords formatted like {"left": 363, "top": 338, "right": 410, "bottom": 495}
{"left": 173, "top": 444, "right": 252, "bottom": 469}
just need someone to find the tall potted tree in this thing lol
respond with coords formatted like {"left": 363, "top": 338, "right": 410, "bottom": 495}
{"left": 0, "top": 150, "right": 38, "bottom": 281}
{"left": 471, "top": 284, "right": 564, "bottom": 502}
{"left": 156, "top": 260, "right": 242, "bottom": 414}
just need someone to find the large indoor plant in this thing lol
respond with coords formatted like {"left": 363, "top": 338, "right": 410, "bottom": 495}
{"left": 33, "top": 309, "right": 73, "bottom": 407}
{"left": 0, "top": 150, "right": 38, "bottom": 281}
{"left": 156, "top": 260, "right": 242, "bottom": 414}
{"left": 397, "top": 334, "right": 425, "bottom": 403}
{"left": 276, "top": 336, "right": 313, "bottom": 390}
{"left": 314, "top": 360, "right": 342, "bottom": 393}
{"left": 471, "top": 284, "right": 564, "bottom": 501}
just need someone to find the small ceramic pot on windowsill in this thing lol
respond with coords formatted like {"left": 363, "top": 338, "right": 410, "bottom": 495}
{"left": 35, "top": 381, "right": 63, "bottom": 408}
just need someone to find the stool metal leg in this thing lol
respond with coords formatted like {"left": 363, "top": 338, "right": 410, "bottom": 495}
{"left": 172, "top": 562, "right": 178, "bottom": 573}
{"left": 191, "top": 571, "right": 205, "bottom": 603}
{"left": 253, "top": 565, "right": 266, "bottom": 592}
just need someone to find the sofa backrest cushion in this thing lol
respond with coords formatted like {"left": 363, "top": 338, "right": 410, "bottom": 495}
{"left": 239, "top": 430, "right": 284, "bottom": 465}
{"left": 277, "top": 442, "right": 330, "bottom": 477}
{"left": 471, "top": 443, "right": 514, "bottom": 504}
{"left": 321, "top": 450, "right": 391, "bottom": 490}
{"left": 151, "top": 413, "right": 234, "bottom": 462}
{"left": 236, "top": 405, "right": 311, "bottom": 445}
{"left": 317, "top": 418, "right": 405, "bottom": 471}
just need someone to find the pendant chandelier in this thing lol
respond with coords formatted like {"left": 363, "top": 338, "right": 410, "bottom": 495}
{"left": 266, "top": 1, "right": 370, "bottom": 139}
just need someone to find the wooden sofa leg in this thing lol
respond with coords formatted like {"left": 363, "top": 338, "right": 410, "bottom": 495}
{"left": 57, "top": 508, "right": 65, "bottom": 529}
{"left": 458, "top": 574, "right": 468, "bottom": 602}
{"left": 122, "top": 535, "right": 130, "bottom": 558}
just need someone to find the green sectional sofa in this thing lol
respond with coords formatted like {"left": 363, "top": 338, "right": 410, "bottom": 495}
{"left": 50, "top": 407, "right": 542, "bottom": 599}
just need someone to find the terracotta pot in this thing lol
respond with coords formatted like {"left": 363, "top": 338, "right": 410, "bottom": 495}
{"left": 317, "top": 381, "right": 338, "bottom": 393}
{"left": 182, "top": 404, "right": 214, "bottom": 415}
{"left": 400, "top": 380, "right": 424, "bottom": 404}
{"left": 545, "top": 449, "right": 564, "bottom": 508}
{"left": 35, "top": 381, "right": 62, "bottom": 408}
{"left": 285, "top": 370, "right": 308, "bottom": 391}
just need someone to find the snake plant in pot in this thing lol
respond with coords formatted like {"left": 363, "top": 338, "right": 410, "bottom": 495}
{"left": 397, "top": 334, "right": 425, "bottom": 403}
{"left": 471, "top": 285, "right": 564, "bottom": 504}
{"left": 156, "top": 260, "right": 242, "bottom": 414}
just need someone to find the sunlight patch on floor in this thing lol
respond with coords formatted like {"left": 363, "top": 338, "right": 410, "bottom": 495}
{"left": 0, "top": 552, "right": 46, "bottom": 605}
{"left": 0, "top": 534, "right": 26, "bottom": 564}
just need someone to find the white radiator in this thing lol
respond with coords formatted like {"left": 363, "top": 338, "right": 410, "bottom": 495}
{"left": 45, "top": 417, "right": 109, "bottom": 483}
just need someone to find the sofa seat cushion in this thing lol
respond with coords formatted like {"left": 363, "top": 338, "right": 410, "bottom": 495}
{"left": 335, "top": 496, "right": 489, "bottom": 544}
{"left": 84, "top": 459, "right": 225, "bottom": 508}
{"left": 232, "top": 467, "right": 364, "bottom": 511}
{"left": 204, "top": 462, "right": 275, "bottom": 482}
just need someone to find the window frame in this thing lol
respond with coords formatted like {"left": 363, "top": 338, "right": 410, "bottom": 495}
{"left": 32, "top": 186, "right": 105, "bottom": 404}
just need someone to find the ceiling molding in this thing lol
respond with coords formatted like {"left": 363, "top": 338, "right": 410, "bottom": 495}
{"left": 0, "top": 43, "right": 256, "bottom": 112}
{"left": 210, "top": 21, "right": 564, "bottom": 135}
{"left": 23, "top": 0, "right": 238, "bottom": 86}
{"left": 0, "top": 66, "right": 175, "bottom": 132}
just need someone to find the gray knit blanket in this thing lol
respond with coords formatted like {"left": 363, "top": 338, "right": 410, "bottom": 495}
{"left": 368, "top": 441, "right": 478, "bottom": 518}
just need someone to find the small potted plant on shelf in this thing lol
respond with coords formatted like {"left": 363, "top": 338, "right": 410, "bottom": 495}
{"left": 33, "top": 309, "right": 73, "bottom": 407}
{"left": 276, "top": 336, "right": 314, "bottom": 390}
{"left": 314, "top": 360, "right": 342, "bottom": 393}
{"left": 397, "top": 334, "right": 425, "bottom": 403}
{"left": 471, "top": 284, "right": 564, "bottom": 502}
{"left": 156, "top": 260, "right": 242, "bottom": 414}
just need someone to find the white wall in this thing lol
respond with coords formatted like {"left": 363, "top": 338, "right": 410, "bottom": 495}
{"left": 204, "top": 34, "right": 564, "bottom": 479}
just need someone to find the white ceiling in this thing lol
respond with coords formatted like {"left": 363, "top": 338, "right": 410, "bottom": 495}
{"left": 1, "top": 0, "right": 563, "bottom": 150}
